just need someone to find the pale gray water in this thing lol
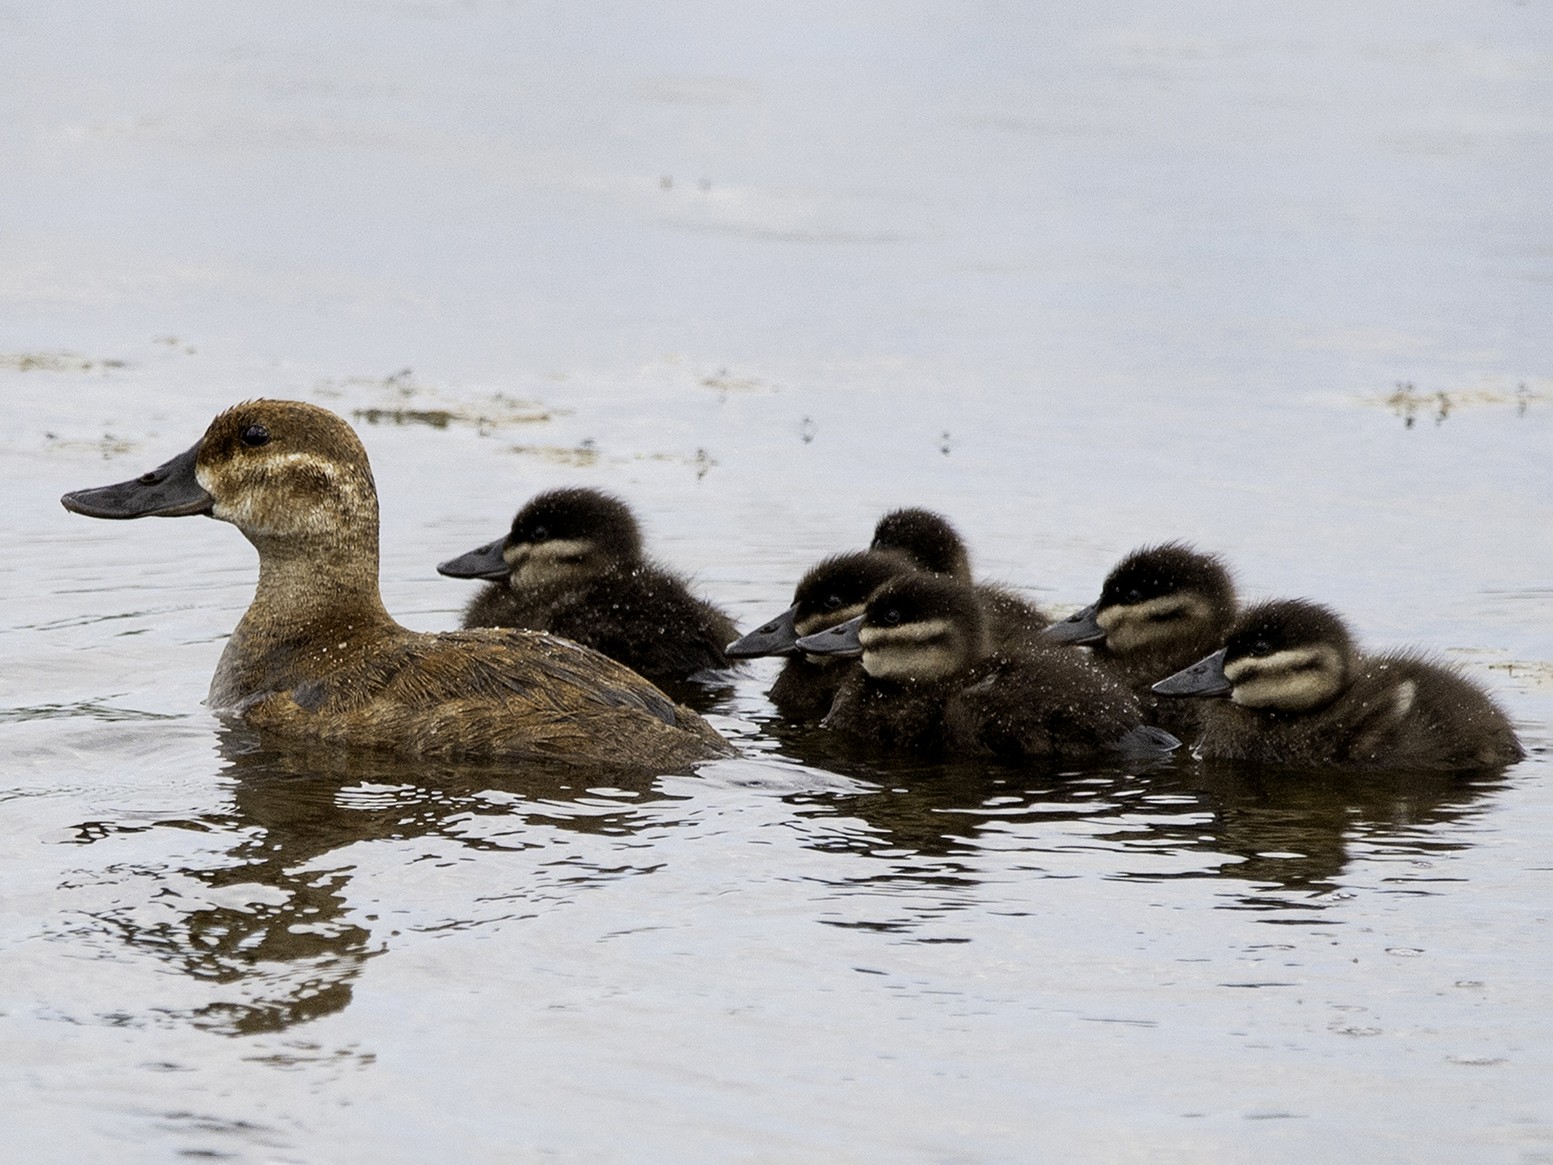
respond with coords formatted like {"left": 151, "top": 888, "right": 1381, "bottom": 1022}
{"left": 3, "top": 3, "right": 1552, "bottom": 1161}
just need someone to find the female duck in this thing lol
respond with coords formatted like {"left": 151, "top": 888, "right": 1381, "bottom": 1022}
{"left": 61, "top": 401, "right": 728, "bottom": 770}
{"left": 871, "top": 507, "right": 1049, "bottom": 644}
{"left": 438, "top": 487, "right": 737, "bottom": 684}
{"left": 1046, "top": 542, "right": 1237, "bottom": 738}
{"left": 1153, "top": 599, "right": 1523, "bottom": 770}
{"left": 725, "top": 549, "right": 916, "bottom": 721}
{"left": 797, "top": 573, "right": 1177, "bottom": 761}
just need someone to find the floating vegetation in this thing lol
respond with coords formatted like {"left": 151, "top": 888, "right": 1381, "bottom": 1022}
{"left": 508, "top": 441, "right": 602, "bottom": 467}
{"left": 1381, "top": 380, "right": 1547, "bottom": 428}
{"left": 42, "top": 432, "right": 138, "bottom": 459}
{"left": 1485, "top": 660, "right": 1553, "bottom": 689}
{"left": 329, "top": 368, "right": 559, "bottom": 432}
{"left": 0, "top": 352, "right": 130, "bottom": 373}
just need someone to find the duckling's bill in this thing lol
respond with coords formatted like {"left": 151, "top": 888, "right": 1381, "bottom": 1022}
{"left": 794, "top": 616, "right": 864, "bottom": 658}
{"left": 61, "top": 444, "right": 214, "bottom": 519}
{"left": 725, "top": 605, "right": 801, "bottom": 658}
{"left": 1152, "top": 648, "right": 1231, "bottom": 697}
{"left": 437, "top": 538, "right": 510, "bottom": 580}
{"left": 1045, "top": 602, "right": 1105, "bottom": 645}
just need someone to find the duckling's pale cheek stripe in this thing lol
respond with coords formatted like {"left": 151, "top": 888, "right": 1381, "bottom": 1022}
{"left": 509, "top": 539, "right": 596, "bottom": 586}
{"left": 1226, "top": 645, "right": 1344, "bottom": 711}
{"left": 795, "top": 604, "right": 866, "bottom": 639}
{"left": 859, "top": 619, "right": 960, "bottom": 681}
{"left": 1096, "top": 595, "right": 1210, "bottom": 653}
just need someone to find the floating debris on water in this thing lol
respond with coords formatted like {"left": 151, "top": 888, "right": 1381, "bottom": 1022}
{"left": 0, "top": 351, "right": 131, "bottom": 373}
{"left": 1379, "top": 380, "right": 1548, "bottom": 428}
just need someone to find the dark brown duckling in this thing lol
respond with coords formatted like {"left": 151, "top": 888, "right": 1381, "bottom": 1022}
{"left": 870, "top": 507, "right": 1050, "bottom": 645}
{"left": 437, "top": 487, "right": 738, "bottom": 684}
{"left": 1046, "top": 542, "right": 1237, "bottom": 739}
{"left": 1153, "top": 598, "right": 1523, "bottom": 770}
{"left": 797, "top": 573, "right": 1178, "bottom": 761}
{"left": 725, "top": 549, "right": 916, "bottom": 721}
{"left": 61, "top": 400, "right": 729, "bottom": 771}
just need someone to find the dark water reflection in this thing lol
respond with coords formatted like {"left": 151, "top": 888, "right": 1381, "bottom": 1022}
{"left": 60, "top": 704, "right": 1514, "bottom": 1038}
{"left": 65, "top": 726, "right": 700, "bottom": 1035}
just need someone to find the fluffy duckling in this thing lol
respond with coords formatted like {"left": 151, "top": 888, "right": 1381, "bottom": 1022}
{"left": 725, "top": 549, "right": 916, "bottom": 721}
{"left": 61, "top": 401, "right": 728, "bottom": 771}
{"left": 871, "top": 507, "right": 1050, "bottom": 644}
{"left": 1046, "top": 542, "right": 1236, "bottom": 738}
{"left": 437, "top": 488, "right": 737, "bottom": 684}
{"left": 1153, "top": 599, "right": 1523, "bottom": 770}
{"left": 796, "top": 573, "right": 1178, "bottom": 761}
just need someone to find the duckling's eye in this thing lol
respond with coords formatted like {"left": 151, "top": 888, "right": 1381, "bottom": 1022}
{"left": 822, "top": 594, "right": 842, "bottom": 611}
{"left": 240, "top": 424, "right": 271, "bottom": 447}
{"left": 1125, "top": 588, "right": 1143, "bottom": 604}
{"left": 881, "top": 608, "right": 902, "bottom": 626}
{"left": 530, "top": 525, "right": 549, "bottom": 541}
{"left": 1248, "top": 639, "right": 1272, "bottom": 657}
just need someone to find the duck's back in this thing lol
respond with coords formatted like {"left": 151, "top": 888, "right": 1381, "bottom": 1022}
{"left": 947, "top": 645, "right": 1148, "bottom": 760}
{"left": 463, "top": 564, "right": 736, "bottom": 682}
{"left": 238, "top": 627, "right": 729, "bottom": 770}
{"left": 1197, "top": 652, "right": 1523, "bottom": 770}
{"left": 976, "top": 583, "right": 1051, "bottom": 646}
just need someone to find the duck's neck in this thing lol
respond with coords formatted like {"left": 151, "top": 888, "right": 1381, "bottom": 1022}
{"left": 209, "top": 529, "right": 398, "bottom": 709}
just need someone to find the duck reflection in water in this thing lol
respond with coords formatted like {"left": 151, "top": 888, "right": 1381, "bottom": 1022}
{"left": 68, "top": 727, "right": 696, "bottom": 1035}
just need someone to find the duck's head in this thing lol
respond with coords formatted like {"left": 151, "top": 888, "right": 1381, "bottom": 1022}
{"left": 869, "top": 507, "right": 972, "bottom": 579}
{"left": 796, "top": 572, "right": 988, "bottom": 682}
{"left": 61, "top": 400, "right": 378, "bottom": 549}
{"left": 1153, "top": 598, "right": 1355, "bottom": 712}
{"left": 725, "top": 549, "right": 913, "bottom": 659}
{"left": 1047, "top": 542, "right": 1235, "bottom": 655}
{"left": 438, "top": 488, "right": 643, "bottom": 589}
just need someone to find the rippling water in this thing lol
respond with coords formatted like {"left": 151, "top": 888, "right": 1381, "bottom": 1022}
{"left": 4, "top": 3, "right": 1551, "bottom": 1161}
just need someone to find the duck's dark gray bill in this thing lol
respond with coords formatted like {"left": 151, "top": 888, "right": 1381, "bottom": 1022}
{"left": 1152, "top": 647, "right": 1232, "bottom": 697}
{"left": 437, "top": 538, "right": 510, "bottom": 580}
{"left": 794, "top": 615, "right": 864, "bottom": 658}
{"left": 1045, "top": 602, "right": 1105, "bottom": 645}
{"left": 60, "top": 443, "right": 213, "bottom": 519}
{"left": 1110, "top": 724, "right": 1181, "bottom": 755}
{"left": 725, "top": 604, "right": 800, "bottom": 658}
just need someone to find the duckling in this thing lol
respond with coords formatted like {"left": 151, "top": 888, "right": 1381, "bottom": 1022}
{"left": 870, "top": 507, "right": 1050, "bottom": 644}
{"left": 61, "top": 401, "right": 729, "bottom": 771}
{"left": 796, "top": 573, "right": 1178, "bottom": 761}
{"left": 725, "top": 549, "right": 916, "bottom": 721}
{"left": 1045, "top": 542, "right": 1237, "bottom": 738}
{"left": 437, "top": 487, "right": 737, "bottom": 684}
{"left": 1153, "top": 599, "right": 1523, "bottom": 770}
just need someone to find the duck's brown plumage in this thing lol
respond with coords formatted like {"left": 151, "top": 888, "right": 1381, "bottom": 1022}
{"left": 61, "top": 400, "right": 728, "bottom": 771}
{"left": 1155, "top": 599, "right": 1523, "bottom": 771}
{"left": 870, "top": 507, "right": 1050, "bottom": 645}
{"left": 443, "top": 488, "right": 738, "bottom": 683}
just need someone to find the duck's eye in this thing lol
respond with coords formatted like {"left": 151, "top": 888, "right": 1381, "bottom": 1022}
{"left": 240, "top": 424, "right": 271, "bottom": 447}
{"left": 530, "top": 525, "right": 549, "bottom": 541}
{"left": 881, "top": 608, "right": 902, "bottom": 626}
{"left": 822, "top": 594, "right": 842, "bottom": 611}
{"left": 1125, "top": 588, "right": 1143, "bottom": 604}
{"left": 1248, "top": 639, "right": 1272, "bottom": 657}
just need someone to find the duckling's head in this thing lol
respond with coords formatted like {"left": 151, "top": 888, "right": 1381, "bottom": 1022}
{"left": 1048, "top": 542, "right": 1235, "bottom": 655}
{"left": 725, "top": 549, "right": 913, "bottom": 659}
{"left": 798, "top": 573, "right": 989, "bottom": 683}
{"left": 63, "top": 400, "right": 378, "bottom": 551}
{"left": 439, "top": 488, "right": 643, "bottom": 589}
{"left": 1153, "top": 598, "right": 1354, "bottom": 712}
{"left": 870, "top": 507, "right": 972, "bottom": 579}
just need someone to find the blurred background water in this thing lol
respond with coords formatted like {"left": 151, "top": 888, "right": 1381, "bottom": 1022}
{"left": 3, "top": 2, "right": 1551, "bottom": 1161}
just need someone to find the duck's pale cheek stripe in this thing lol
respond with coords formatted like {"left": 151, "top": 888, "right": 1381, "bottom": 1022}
{"left": 1392, "top": 679, "right": 1417, "bottom": 719}
{"left": 861, "top": 640, "right": 961, "bottom": 681}
{"left": 795, "top": 603, "right": 866, "bottom": 639}
{"left": 859, "top": 618, "right": 955, "bottom": 649}
{"left": 201, "top": 453, "right": 360, "bottom": 537}
{"left": 1097, "top": 595, "right": 1211, "bottom": 653}
{"left": 1226, "top": 646, "right": 1344, "bottom": 710}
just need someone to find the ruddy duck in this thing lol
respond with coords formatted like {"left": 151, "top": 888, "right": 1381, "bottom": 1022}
{"left": 438, "top": 487, "right": 737, "bottom": 684}
{"left": 1153, "top": 598, "right": 1523, "bottom": 770}
{"left": 725, "top": 549, "right": 916, "bottom": 721}
{"left": 870, "top": 507, "right": 1050, "bottom": 644}
{"left": 61, "top": 401, "right": 728, "bottom": 770}
{"left": 1046, "top": 542, "right": 1237, "bottom": 738}
{"left": 797, "top": 573, "right": 1178, "bottom": 760}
